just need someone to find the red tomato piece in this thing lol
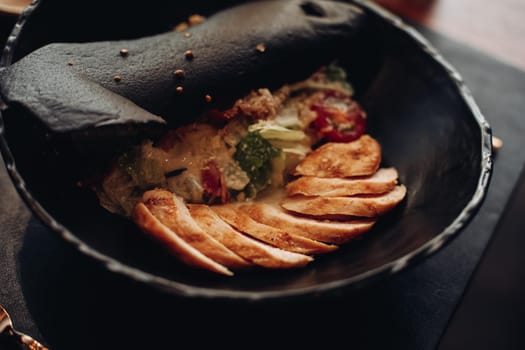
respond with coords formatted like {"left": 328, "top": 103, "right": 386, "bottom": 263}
{"left": 311, "top": 90, "right": 366, "bottom": 143}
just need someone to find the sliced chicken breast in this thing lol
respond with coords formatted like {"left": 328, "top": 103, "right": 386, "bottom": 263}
{"left": 211, "top": 205, "right": 338, "bottom": 255}
{"left": 133, "top": 203, "right": 233, "bottom": 276}
{"left": 286, "top": 167, "right": 398, "bottom": 197}
{"left": 293, "top": 135, "right": 381, "bottom": 178}
{"left": 140, "top": 189, "right": 251, "bottom": 269}
{"left": 241, "top": 203, "right": 376, "bottom": 244}
{"left": 281, "top": 185, "right": 407, "bottom": 217}
{"left": 189, "top": 204, "right": 312, "bottom": 268}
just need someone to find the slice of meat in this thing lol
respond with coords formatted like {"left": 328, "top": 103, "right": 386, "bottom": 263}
{"left": 133, "top": 203, "right": 233, "bottom": 276}
{"left": 241, "top": 203, "right": 376, "bottom": 244}
{"left": 286, "top": 167, "right": 398, "bottom": 197}
{"left": 140, "top": 189, "right": 251, "bottom": 269}
{"left": 293, "top": 134, "right": 381, "bottom": 178}
{"left": 211, "top": 205, "right": 338, "bottom": 255}
{"left": 281, "top": 185, "right": 407, "bottom": 217}
{"left": 188, "top": 205, "right": 312, "bottom": 268}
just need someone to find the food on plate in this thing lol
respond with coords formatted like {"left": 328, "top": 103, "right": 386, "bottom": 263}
{"left": 95, "top": 62, "right": 406, "bottom": 275}
{"left": 0, "top": 0, "right": 405, "bottom": 276}
{"left": 96, "top": 63, "right": 369, "bottom": 217}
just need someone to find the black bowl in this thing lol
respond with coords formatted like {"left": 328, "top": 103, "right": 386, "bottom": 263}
{"left": 0, "top": 0, "right": 492, "bottom": 300}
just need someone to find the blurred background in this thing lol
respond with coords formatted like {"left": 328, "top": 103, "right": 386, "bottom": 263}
{"left": 375, "top": 0, "right": 525, "bottom": 70}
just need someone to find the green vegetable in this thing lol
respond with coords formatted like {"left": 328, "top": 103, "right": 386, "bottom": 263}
{"left": 274, "top": 106, "right": 302, "bottom": 129}
{"left": 326, "top": 63, "right": 348, "bottom": 82}
{"left": 98, "top": 143, "right": 166, "bottom": 217}
{"left": 117, "top": 146, "right": 165, "bottom": 190}
{"left": 248, "top": 120, "right": 305, "bottom": 141}
{"left": 325, "top": 63, "right": 354, "bottom": 94}
{"left": 234, "top": 132, "right": 281, "bottom": 190}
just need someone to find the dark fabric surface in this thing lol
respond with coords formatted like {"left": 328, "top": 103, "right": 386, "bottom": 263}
{"left": 1, "top": 26, "right": 525, "bottom": 350}
{"left": 439, "top": 163, "right": 525, "bottom": 349}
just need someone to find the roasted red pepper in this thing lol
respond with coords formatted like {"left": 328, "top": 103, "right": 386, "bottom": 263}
{"left": 201, "top": 160, "right": 230, "bottom": 204}
{"left": 311, "top": 90, "right": 366, "bottom": 143}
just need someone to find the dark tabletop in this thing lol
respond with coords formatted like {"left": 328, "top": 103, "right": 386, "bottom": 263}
{"left": 1, "top": 13, "right": 525, "bottom": 350}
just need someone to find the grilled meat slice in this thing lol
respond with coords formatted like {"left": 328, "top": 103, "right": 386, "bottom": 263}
{"left": 281, "top": 185, "right": 407, "bottom": 217}
{"left": 133, "top": 203, "right": 233, "bottom": 276}
{"left": 189, "top": 204, "right": 312, "bottom": 268}
{"left": 140, "top": 189, "right": 251, "bottom": 269}
{"left": 287, "top": 167, "right": 398, "bottom": 197}
{"left": 293, "top": 135, "right": 381, "bottom": 178}
{"left": 211, "top": 205, "right": 337, "bottom": 255}
{"left": 241, "top": 203, "right": 376, "bottom": 244}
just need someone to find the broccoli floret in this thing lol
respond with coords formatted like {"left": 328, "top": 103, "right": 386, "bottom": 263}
{"left": 234, "top": 132, "right": 281, "bottom": 190}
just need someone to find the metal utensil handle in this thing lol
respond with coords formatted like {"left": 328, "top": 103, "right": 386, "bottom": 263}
{"left": 14, "top": 330, "right": 49, "bottom": 350}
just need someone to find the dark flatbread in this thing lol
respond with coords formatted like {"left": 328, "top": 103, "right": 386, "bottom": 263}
{"left": 0, "top": 0, "right": 365, "bottom": 139}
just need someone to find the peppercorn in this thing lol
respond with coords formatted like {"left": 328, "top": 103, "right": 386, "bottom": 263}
{"left": 174, "top": 69, "right": 185, "bottom": 79}
{"left": 184, "top": 50, "right": 194, "bottom": 60}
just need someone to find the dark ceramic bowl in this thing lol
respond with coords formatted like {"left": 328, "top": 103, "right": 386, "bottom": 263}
{"left": 0, "top": 0, "right": 492, "bottom": 300}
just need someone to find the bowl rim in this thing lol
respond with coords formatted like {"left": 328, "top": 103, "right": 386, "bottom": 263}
{"left": 0, "top": 0, "right": 493, "bottom": 301}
